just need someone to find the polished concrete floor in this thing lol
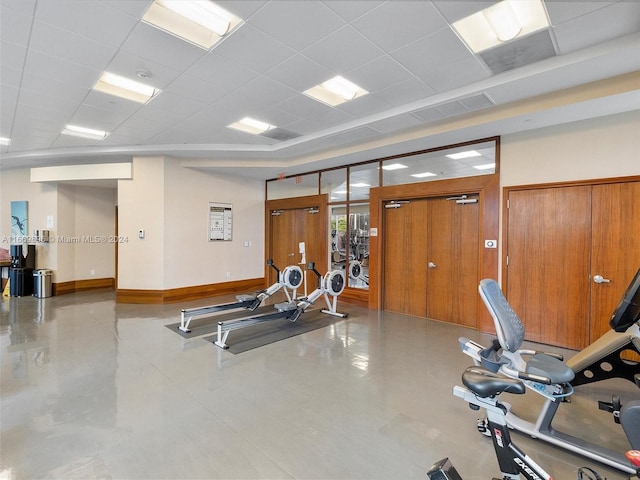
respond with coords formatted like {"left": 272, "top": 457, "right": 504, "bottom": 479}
{"left": 0, "top": 290, "right": 636, "bottom": 480}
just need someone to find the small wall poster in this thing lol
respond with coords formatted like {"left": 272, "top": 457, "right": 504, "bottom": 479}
{"left": 11, "top": 201, "right": 28, "bottom": 241}
{"left": 209, "top": 202, "right": 232, "bottom": 241}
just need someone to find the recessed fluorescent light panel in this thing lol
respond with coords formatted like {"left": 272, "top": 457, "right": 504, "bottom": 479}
{"left": 61, "top": 125, "right": 109, "bottom": 140}
{"left": 411, "top": 172, "right": 437, "bottom": 178}
{"left": 452, "top": 0, "right": 550, "bottom": 53}
{"left": 381, "top": 163, "right": 408, "bottom": 171}
{"left": 0, "top": 137, "right": 10, "bottom": 146}
{"left": 446, "top": 150, "right": 482, "bottom": 160}
{"left": 143, "top": 0, "right": 243, "bottom": 50}
{"left": 304, "top": 76, "right": 368, "bottom": 107}
{"left": 350, "top": 182, "right": 370, "bottom": 188}
{"left": 228, "top": 117, "right": 276, "bottom": 135}
{"left": 94, "top": 72, "right": 160, "bottom": 103}
{"left": 473, "top": 163, "right": 496, "bottom": 170}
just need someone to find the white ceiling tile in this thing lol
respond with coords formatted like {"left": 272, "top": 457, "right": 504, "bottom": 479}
{"left": 545, "top": 2, "right": 616, "bottom": 26}
{"left": 0, "top": 0, "right": 36, "bottom": 17}
{"left": 104, "top": 50, "right": 181, "bottom": 90}
{"left": 302, "top": 25, "right": 385, "bottom": 74}
{"left": 82, "top": 90, "right": 142, "bottom": 116}
{"left": 345, "top": 55, "right": 414, "bottom": 93}
{"left": 264, "top": 54, "right": 333, "bottom": 91}
{"left": 0, "top": 4, "right": 33, "bottom": 47}
{"left": 552, "top": 1, "right": 640, "bottom": 54}
{"left": 249, "top": 1, "right": 345, "bottom": 51}
{"left": 367, "top": 112, "right": 424, "bottom": 134}
{"left": 35, "top": 0, "right": 138, "bottom": 47}
{"left": 336, "top": 94, "right": 393, "bottom": 117}
{"left": 217, "top": 1, "right": 268, "bottom": 21}
{"left": 322, "top": 1, "right": 384, "bottom": 22}
{"left": 69, "top": 104, "right": 133, "bottom": 131}
{"left": 275, "top": 94, "right": 355, "bottom": 125}
{"left": 352, "top": 1, "right": 448, "bottom": 53}
{"left": 232, "top": 76, "right": 299, "bottom": 110}
{"left": 420, "top": 56, "right": 490, "bottom": 93}
{"left": 24, "top": 50, "right": 100, "bottom": 89}
{"left": 214, "top": 24, "right": 297, "bottom": 74}
{"left": 121, "top": 22, "right": 207, "bottom": 72}
{"left": 432, "top": 1, "right": 492, "bottom": 23}
{"left": 187, "top": 53, "right": 256, "bottom": 94}
{"left": 375, "top": 77, "right": 436, "bottom": 107}
{"left": 99, "top": 0, "right": 150, "bottom": 17}
{"left": 393, "top": 27, "right": 472, "bottom": 81}
{"left": 29, "top": 20, "right": 116, "bottom": 70}
{"left": 0, "top": 43, "right": 26, "bottom": 81}
{"left": 162, "top": 74, "right": 229, "bottom": 105}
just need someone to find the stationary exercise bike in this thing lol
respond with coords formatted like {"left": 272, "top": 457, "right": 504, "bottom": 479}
{"left": 428, "top": 367, "right": 640, "bottom": 479}
{"left": 427, "top": 366, "right": 555, "bottom": 480}
{"left": 567, "top": 268, "right": 640, "bottom": 387}
{"left": 459, "top": 275, "right": 640, "bottom": 474}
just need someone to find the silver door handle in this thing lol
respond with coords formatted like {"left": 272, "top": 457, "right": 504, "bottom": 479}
{"left": 428, "top": 262, "right": 437, "bottom": 269}
{"left": 593, "top": 275, "right": 611, "bottom": 284}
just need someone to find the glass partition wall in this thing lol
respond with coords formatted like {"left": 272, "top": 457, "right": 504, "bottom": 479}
{"left": 266, "top": 137, "right": 498, "bottom": 294}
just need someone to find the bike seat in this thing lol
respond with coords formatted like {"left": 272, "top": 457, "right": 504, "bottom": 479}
{"left": 462, "top": 366, "right": 525, "bottom": 398}
{"left": 526, "top": 353, "right": 575, "bottom": 384}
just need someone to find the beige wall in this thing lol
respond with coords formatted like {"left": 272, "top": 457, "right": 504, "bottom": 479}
{"left": 116, "top": 157, "right": 265, "bottom": 291}
{"left": 117, "top": 157, "right": 166, "bottom": 290}
{"left": 163, "top": 160, "right": 264, "bottom": 290}
{"left": 501, "top": 109, "right": 640, "bottom": 186}
{"left": 0, "top": 169, "right": 58, "bottom": 279}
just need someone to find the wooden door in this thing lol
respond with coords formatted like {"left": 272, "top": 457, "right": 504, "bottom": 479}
{"left": 269, "top": 207, "right": 326, "bottom": 286}
{"left": 269, "top": 209, "right": 297, "bottom": 284}
{"left": 383, "top": 200, "right": 428, "bottom": 316}
{"left": 506, "top": 186, "right": 592, "bottom": 349}
{"left": 590, "top": 181, "right": 640, "bottom": 341}
{"left": 426, "top": 197, "right": 479, "bottom": 327}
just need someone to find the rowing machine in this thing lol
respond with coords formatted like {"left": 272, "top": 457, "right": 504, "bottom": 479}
{"left": 178, "top": 259, "right": 302, "bottom": 333}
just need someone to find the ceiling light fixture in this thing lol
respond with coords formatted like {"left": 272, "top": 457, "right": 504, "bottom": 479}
{"left": 304, "top": 76, "right": 368, "bottom": 107}
{"left": 483, "top": 1, "right": 521, "bottom": 41}
{"left": 452, "top": 0, "right": 550, "bottom": 53}
{"left": 350, "top": 182, "right": 370, "bottom": 188}
{"left": 0, "top": 137, "right": 10, "bottom": 146}
{"left": 411, "top": 172, "right": 437, "bottom": 178}
{"left": 61, "top": 125, "right": 109, "bottom": 140}
{"left": 446, "top": 150, "right": 482, "bottom": 160}
{"left": 473, "top": 163, "right": 496, "bottom": 170}
{"left": 228, "top": 117, "right": 276, "bottom": 135}
{"left": 381, "top": 163, "right": 408, "bottom": 171}
{"left": 142, "top": 0, "right": 243, "bottom": 50}
{"left": 94, "top": 72, "right": 160, "bottom": 103}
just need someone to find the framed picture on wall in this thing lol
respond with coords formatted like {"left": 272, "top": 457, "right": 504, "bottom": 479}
{"left": 208, "top": 202, "right": 232, "bottom": 241}
{"left": 11, "top": 201, "right": 28, "bottom": 241}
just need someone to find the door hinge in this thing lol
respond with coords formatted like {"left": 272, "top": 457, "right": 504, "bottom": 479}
{"left": 506, "top": 255, "right": 509, "bottom": 266}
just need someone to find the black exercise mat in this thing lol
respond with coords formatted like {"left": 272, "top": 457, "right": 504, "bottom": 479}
{"left": 165, "top": 304, "right": 276, "bottom": 338}
{"left": 203, "top": 310, "right": 340, "bottom": 354}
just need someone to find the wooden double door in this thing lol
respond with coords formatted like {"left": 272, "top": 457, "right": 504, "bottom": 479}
{"left": 268, "top": 205, "right": 326, "bottom": 287}
{"left": 383, "top": 196, "right": 479, "bottom": 327}
{"left": 505, "top": 180, "right": 640, "bottom": 350}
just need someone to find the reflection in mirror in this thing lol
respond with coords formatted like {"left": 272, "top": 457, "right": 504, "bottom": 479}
{"left": 330, "top": 205, "right": 348, "bottom": 272}
{"left": 348, "top": 204, "right": 369, "bottom": 290}
{"left": 382, "top": 140, "right": 496, "bottom": 186}
{"left": 349, "top": 163, "right": 379, "bottom": 201}
{"left": 321, "top": 169, "right": 347, "bottom": 203}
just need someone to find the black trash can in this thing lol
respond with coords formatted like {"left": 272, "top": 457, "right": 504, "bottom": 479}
{"left": 10, "top": 268, "right": 34, "bottom": 296}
